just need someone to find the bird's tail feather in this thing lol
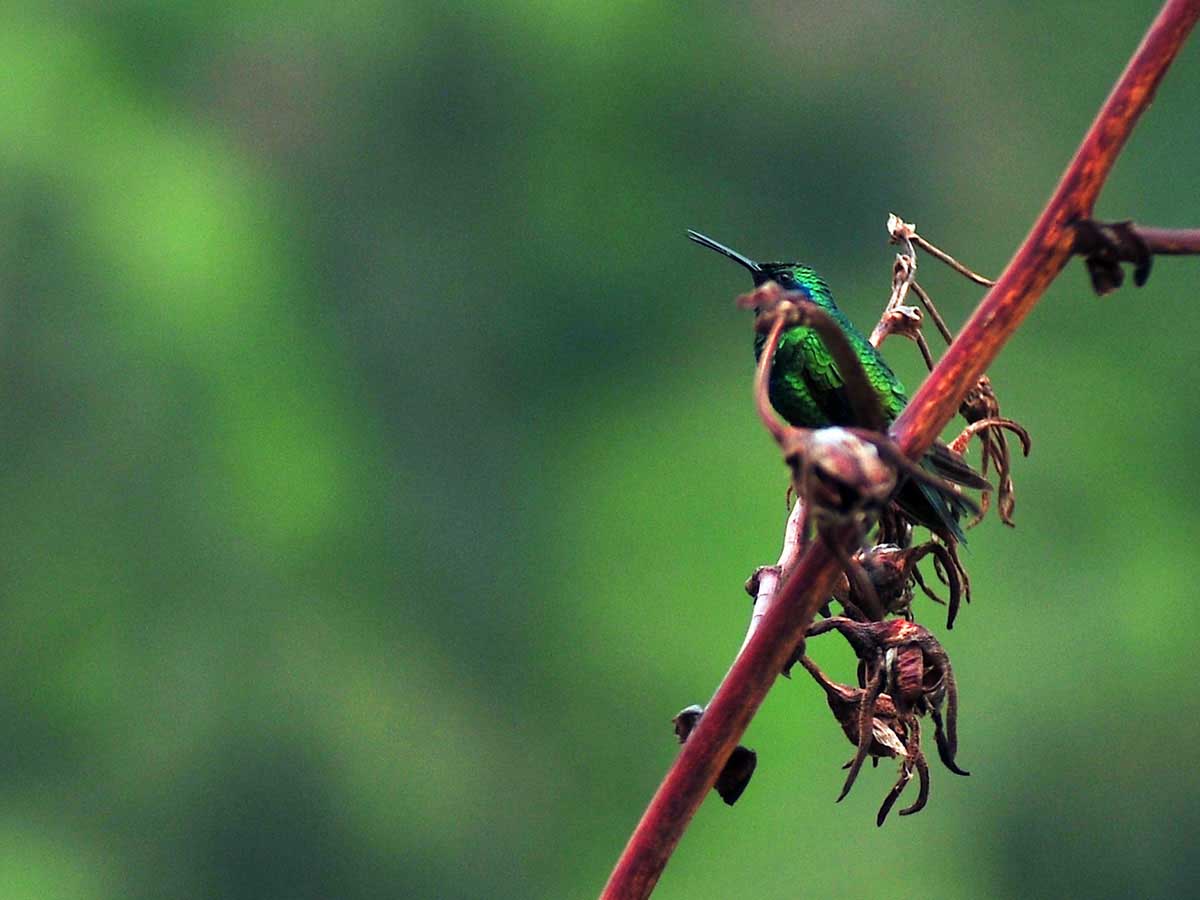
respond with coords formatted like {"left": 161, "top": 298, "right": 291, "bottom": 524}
{"left": 897, "top": 443, "right": 989, "bottom": 544}
{"left": 925, "top": 442, "right": 992, "bottom": 490}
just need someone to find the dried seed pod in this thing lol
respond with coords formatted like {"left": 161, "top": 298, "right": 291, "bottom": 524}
{"left": 672, "top": 705, "right": 758, "bottom": 806}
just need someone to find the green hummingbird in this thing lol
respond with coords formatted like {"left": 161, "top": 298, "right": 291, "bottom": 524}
{"left": 688, "top": 230, "right": 982, "bottom": 542}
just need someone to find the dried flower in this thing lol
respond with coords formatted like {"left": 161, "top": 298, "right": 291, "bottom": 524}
{"left": 797, "top": 655, "right": 929, "bottom": 825}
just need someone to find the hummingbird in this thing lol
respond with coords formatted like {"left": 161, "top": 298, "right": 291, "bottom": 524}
{"left": 688, "top": 230, "right": 983, "bottom": 542}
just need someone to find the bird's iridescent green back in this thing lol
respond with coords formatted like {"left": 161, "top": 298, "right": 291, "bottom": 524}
{"left": 753, "top": 264, "right": 908, "bottom": 427}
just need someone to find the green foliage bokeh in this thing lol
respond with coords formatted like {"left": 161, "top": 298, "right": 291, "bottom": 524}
{"left": 2, "top": 3, "right": 1198, "bottom": 898}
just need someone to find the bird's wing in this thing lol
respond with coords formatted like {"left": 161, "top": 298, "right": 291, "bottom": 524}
{"left": 793, "top": 328, "right": 857, "bottom": 424}
{"left": 792, "top": 328, "right": 908, "bottom": 425}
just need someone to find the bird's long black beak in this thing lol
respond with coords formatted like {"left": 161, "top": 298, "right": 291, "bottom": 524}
{"left": 686, "top": 230, "right": 762, "bottom": 275}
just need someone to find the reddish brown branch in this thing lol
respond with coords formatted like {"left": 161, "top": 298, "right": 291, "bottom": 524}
{"left": 600, "top": 3, "right": 1200, "bottom": 897}
{"left": 600, "top": 540, "right": 845, "bottom": 900}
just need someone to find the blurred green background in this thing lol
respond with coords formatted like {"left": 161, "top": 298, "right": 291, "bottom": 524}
{"left": 2, "top": 2, "right": 1198, "bottom": 898}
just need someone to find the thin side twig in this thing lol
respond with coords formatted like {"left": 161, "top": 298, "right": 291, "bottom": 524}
{"left": 868, "top": 250, "right": 925, "bottom": 351}
{"left": 910, "top": 281, "right": 955, "bottom": 347}
{"left": 1074, "top": 220, "right": 1200, "bottom": 293}
{"left": 1132, "top": 225, "right": 1200, "bottom": 254}
{"left": 741, "top": 499, "right": 807, "bottom": 656}
{"left": 910, "top": 233, "right": 996, "bottom": 286}
{"left": 890, "top": 212, "right": 997, "bottom": 287}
